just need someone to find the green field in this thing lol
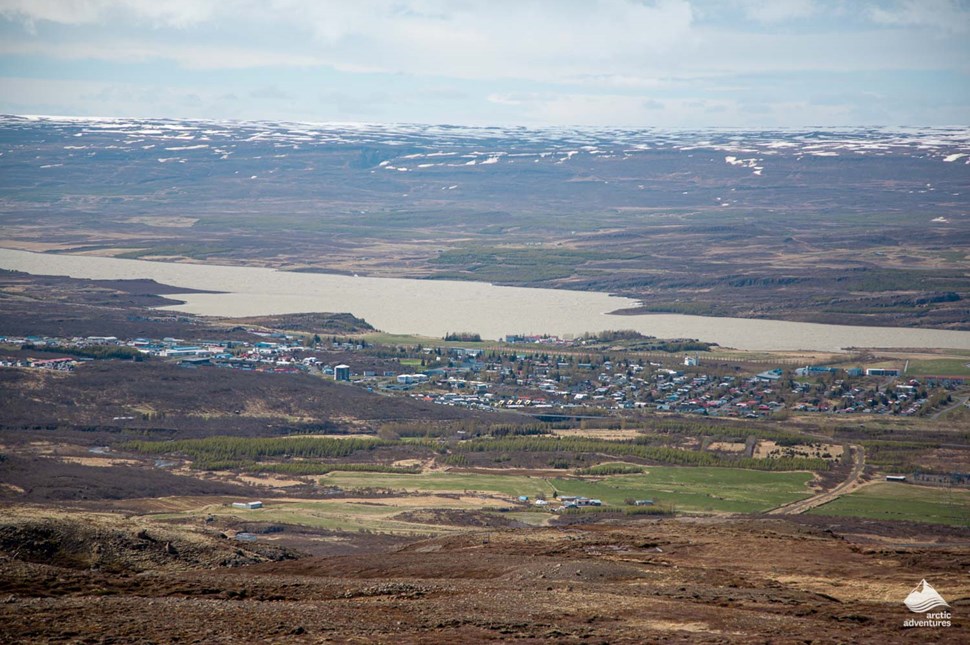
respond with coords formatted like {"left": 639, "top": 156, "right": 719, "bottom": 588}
{"left": 551, "top": 468, "right": 813, "bottom": 513}
{"left": 904, "top": 358, "right": 970, "bottom": 377}
{"left": 808, "top": 482, "right": 970, "bottom": 527}
{"left": 149, "top": 467, "right": 815, "bottom": 535}
{"left": 322, "top": 467, "right": 814, "bottom": 514}
{"left": 322, "top": 471, "right": 555, "bottom": 499}
{"left": 362, "top": 332, "right": 489, "bottom": 347}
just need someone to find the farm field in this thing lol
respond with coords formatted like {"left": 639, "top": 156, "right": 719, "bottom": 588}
{"left": 138, "top": 466, "right": 816, "bottom": 542}
{"left": 151, "top": 494, "right": 533, "bottom": 536}
{"left": 549, "top": 468, "right": 814, "bottom": 513}
{"left": 808, "top": 482, "right": 970, "bottom": 527}
{"left": 320, "top": 467, "right": 815, "bottom": 515}
{"left": 904, "top": 358, "right": 970, "bottom": 377}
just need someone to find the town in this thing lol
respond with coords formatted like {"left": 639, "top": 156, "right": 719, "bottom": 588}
{"left": 3, "top": 328, "right": 964, "bottom": 421}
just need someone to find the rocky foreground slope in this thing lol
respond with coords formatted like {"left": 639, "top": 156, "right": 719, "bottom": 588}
{"left": 0, "top": 509, "right": 966, "bottom": 643}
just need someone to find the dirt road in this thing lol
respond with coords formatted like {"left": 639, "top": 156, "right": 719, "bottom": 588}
{"left": 765, "top": 444, "right": 866, "bottom": 515}
{"left": 931, "top": 394, "right": 970, "bottom": 420}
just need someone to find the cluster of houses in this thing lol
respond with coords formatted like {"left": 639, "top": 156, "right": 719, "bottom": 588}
{"left": 3, "top": 331, "right": 962, "bottom": 420}
{"left": 517, "top": 495, "right": 605, "bottom": 512}
{"left": 403, "top": 354, "right": 959, "bottom": 419}
{"left": 0, "top": 355, "right": 79, "bottom": 371}
{"left": 789, "top": 377, "right": 939, "bottom": 416}
{"left": 410, "top": 390, "right": 497, "bottom": 412}
{"left": 0, "top": 332, "right": 369, "bottom": 378}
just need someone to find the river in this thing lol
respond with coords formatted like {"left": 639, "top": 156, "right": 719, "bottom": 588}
{"left": 2, "top": 248, "right": 968, "bottom": 352}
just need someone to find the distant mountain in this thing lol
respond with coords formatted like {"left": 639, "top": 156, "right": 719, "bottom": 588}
{"left": 0, "top": 115, "right": 967, "bottom": 217}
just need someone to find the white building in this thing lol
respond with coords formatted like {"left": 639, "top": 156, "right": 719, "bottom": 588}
{"left": 397, "top": 373, "right": 429, "bottom": 385}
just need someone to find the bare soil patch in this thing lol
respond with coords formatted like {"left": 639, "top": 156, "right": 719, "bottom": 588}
{"left": 755, "top": 440, "right": 844, "bottom": 460}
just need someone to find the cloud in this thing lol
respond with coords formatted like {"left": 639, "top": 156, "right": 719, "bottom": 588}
{"left": 869, "top": 0, "right": 970, "bottom": 34}
{"left": 734, "top": 0, "right": 818, "bottom": 24}
{"left": 0, "top": 1, "right": 967, "bottom": 126}
{"left": 249, "top": 85, "right": 292, "bottom": 100}
{"left": 0, "top": 0, "right": 105, "bottom": 26}
{"left": 0, "top": 0, "right": 220, "bottom": 28}
{"left": 1, "top": 1, "right": 697, "bottom": 80}
{"left": 1, "top": 1, "right": 963, "bottom": 80}
{"left": 0, "top": 75, "right": 224, "bottom": 118}
{"left": 486, "top": 92, "right": 744, "bottom": 126}
{"left": 269, "top": 0, "right": 697, "bottom": 82}
{"left": 0, "top": 39, "right": 322, "bottom": 69}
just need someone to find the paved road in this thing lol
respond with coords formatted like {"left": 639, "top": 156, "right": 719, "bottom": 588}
{"left": 765, "top": 444, "right": 866, "bottom": 516}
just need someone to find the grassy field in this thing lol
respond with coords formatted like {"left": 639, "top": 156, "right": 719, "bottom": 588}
{"left": 904, "top": 358, "right": 970, "bottom": 377}
{"left": 362, "top": 332, "right": 488, "bottom": 347}
{"left": 550, "top": 468, "right": 814, "bottom": 513}
{"left": 322, "top": 471, "right": 555, "bottom": 499}
{"left": 152, "top": 495, "right": 521, "bottom": 536}
{"left": 321, "top": 467, "right": 814, "bottom": 514}
{"left": 146, "top": 467, "right": 815, "bottom": 535}
{"left": 808, "top": 482, "right": 970, "bottom": 527}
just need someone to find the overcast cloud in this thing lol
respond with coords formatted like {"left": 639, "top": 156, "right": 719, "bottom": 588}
{"left": 0, "top": 0, "right": 967, "bottom": 126}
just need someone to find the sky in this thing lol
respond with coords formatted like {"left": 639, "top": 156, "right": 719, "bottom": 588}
{"left": 0, "top": 0, "right": 967, "bottom": 128}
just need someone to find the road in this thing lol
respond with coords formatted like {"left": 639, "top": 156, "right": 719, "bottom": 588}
{"left": 765, "top": 444, "right": 866, "bottom": 516}
{"left": 930, "top": 394, "right": 969, "bottom": 420}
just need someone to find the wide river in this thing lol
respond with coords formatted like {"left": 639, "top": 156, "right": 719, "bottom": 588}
{"left": 2, "top": 248, "right": 969, "bottom": 352}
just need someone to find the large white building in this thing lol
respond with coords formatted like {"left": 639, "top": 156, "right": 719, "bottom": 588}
{"left": 396, "top": 373, "right": 429, "bottom": 385}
